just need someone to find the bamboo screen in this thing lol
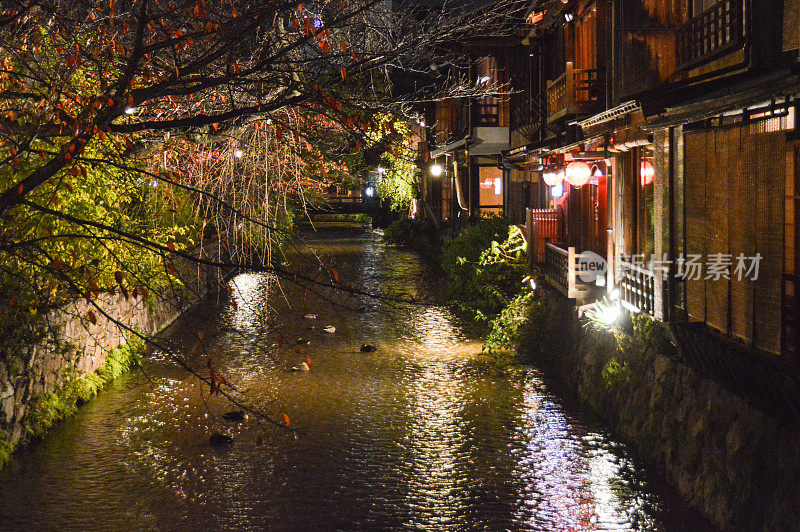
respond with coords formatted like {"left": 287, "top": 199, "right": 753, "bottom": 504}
{"left": 684, "top": 126, "right": 785, "bottom": 354}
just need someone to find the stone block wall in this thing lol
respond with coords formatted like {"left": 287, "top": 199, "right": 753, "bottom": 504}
{"left": 529, "top": 289, "right": 800, "bottom": 531}
{"left": 0, "top": 239, "right": 226, "bottom": 450}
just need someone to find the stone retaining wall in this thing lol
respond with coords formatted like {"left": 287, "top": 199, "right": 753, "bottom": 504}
{"left": 528, "top": 289, "right": 800, "bottom": 531}
{"left": 0, "top": 241, "right": 226, "bottom": 454}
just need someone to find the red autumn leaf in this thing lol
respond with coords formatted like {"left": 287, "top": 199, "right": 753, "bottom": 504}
{"left": 167, "top": 241, "right": 175, "bottom": 252}
{"left": 9, "top": 295, "right": 16, "bottom": 306}
{"left": 331, "top": 268, "right": 339, "bottom": 283}
{"left": 306, "top": 356, "right": 312, "bottom": 366}
{"left": 282, "top": 413, "right": 290, "bottom": 427}
{"left": 212, "top": 123, "right": 219, "bottom": 131}
{"left": 340, "top": 67, "right": 346, "bottom": 80}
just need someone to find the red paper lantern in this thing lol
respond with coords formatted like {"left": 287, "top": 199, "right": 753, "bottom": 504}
{"left": 565, "top": 161, "right": 591, "bottom": 187}
{"left": 640, "top": 160, "right": 655, "bottom": 186}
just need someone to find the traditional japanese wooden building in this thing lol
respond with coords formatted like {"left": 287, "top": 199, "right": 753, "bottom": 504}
{"left": 495, "top": 0, "right": 800, "bottom": 361}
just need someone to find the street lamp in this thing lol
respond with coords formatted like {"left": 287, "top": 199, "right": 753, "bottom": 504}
{"left": 429, "top": 163, "right": 443, "bottom": 177}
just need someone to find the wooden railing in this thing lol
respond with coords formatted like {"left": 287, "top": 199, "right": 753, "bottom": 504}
{"left": 543, "top": 244, "right": 588, "bottom": 298}
{"left": 526, "top": 208, "right": 560, "bottom": 263}
{"left": 676, "top": 0, "right": 745, "bottom": 71}
{"left": 617, "top": 258, "right": 657, "bottom": 316}
{"left": 546, "top": 62, "right": 601, "bottom": 122}
{"left": 475, "top": 97, "right": 500, "bottom": 126}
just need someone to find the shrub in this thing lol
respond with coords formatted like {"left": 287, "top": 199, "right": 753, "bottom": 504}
{"left": 483, "top": 289, "right": 545, "bottom": 356}
{"left": 440, "top": 218, "right": 528, "bottom": 327}
{"left": 382, "top": 217, "right": 439, "bottom": 254}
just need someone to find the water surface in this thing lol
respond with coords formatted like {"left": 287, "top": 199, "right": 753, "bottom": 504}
{"left": 0, "top": 228, "right": 711, "bottom": 530}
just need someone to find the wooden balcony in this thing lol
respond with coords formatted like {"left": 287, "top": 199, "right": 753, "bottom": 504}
{"left": 616, "top": 258, "right": 657, "bottom": 317}
{"left": 676, "top": 0, "right": 745, "bottom": 71}
{"left": 546, "top": 62, "right": 602, "bottom": 124}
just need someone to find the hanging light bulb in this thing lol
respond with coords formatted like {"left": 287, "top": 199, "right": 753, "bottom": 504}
{"left": 640, "top": 160, "right": 655, "bottom": 186}
{"left": 542, "top": 171, "right": 563, "bottom": 187}
{"left": 565, "top": 161, "right": 591, "bottom": 187}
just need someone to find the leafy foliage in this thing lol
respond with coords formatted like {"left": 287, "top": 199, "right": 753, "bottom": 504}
{"left": 382, "top": 217, "right": 440, "bottom": 254}
{"left": 440, "top": 218, "right": 528, "bottom": 326}
{"left": 483, "top": 289, "right": 544, "bottom": 355}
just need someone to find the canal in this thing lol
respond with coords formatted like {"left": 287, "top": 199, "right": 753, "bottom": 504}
{"left": 0, "top": 228, "right": 710, "bottom": 530}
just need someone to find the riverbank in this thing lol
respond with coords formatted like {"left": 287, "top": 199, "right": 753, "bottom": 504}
{"left": 525, "top": 287, "right": 800, "bottom": 531}
{"left": 0, "top": 241, "right": 224, "bottom": 468}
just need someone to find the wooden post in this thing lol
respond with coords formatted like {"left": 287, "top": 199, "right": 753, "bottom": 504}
{"left": 565, "top": 62, "right": 575, "bottom": 113}
{"left": 568, "top": 246, "right": 577, "bottom": 298}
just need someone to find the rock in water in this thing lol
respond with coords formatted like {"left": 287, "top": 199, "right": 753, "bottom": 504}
{"left": 222, "top": 411, "right": 245, "bottom": 422}
{"left": 291, "top": 362, "right": 310, "bottom": 372}
{"left": 323, "top": 325, "right": 336, "bottom": 334}
{"left": 209, "top": 433, "right": 234, "bottom": 446}
{"left": 360, "top": 344, "right": 377, "bottom": 353}
{"left": 303, "top": 313, "right": 318, "bottom": 319}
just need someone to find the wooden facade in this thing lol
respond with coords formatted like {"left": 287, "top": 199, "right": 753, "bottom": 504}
{"left": 489, "top": 0, "right": 800, "bottom": 360}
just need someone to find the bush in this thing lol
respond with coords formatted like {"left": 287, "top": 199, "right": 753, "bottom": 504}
{"left": 483, "top": 289, "right": 545, "bottom": 356}
{"left": 440, "top": 218, "right": 528, "bottom": 327}
{"left": 382, "top": 217, "right": 439, "bottom": 254}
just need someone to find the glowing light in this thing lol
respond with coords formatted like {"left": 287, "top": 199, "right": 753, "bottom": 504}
{"left": 600, "top": 303, "right": 621, "bottom": 325}
{"left": 429, "top": 163, "right": 443, "bottom": 177}
{"left": 640, "top": 160, "right": 655, "bottom": 186}
{"left": 542, "top": 171, "right": 562, "bottom": 186}
{"left": 610, "top": 288, "right": 620, "bottom": 300}
{"left": 234, "top": 149, "right": 244, "bottom": 158}
{"left": 124, "top": 107, "right": 135, "bottom": 115}
{"left": 377, "top": 166, "right": 386, "bottom": 175}
{"left": 565, "top": 161, "right": 591, "bottom": 187}
{"left": 551, "top": 182, "right": 564, "bottom": 198}
{"left": 419, "top": 120, "right": 426, "bottom": 127}
{"left": 494, "top": 177, "right": 502, "bottom": 195}
{"left": 530, "top": 278, "right": 537, "bottom": 290}
{"left": 365, "top": 186, "right": 374, "bottom": 197}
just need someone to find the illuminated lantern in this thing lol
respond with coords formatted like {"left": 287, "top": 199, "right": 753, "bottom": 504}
{"left": 565, "top": 161, "right": 591, "bottom": 187}
{"left": 640, "top": 160, "right": 655, "bottom": 186}
{"left": 542, "top": 171, "right": 563, "bottom": 186}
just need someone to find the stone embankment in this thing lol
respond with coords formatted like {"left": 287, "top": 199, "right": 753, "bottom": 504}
{"left": 0, "top": 240, "right": 226, "bottom": 465}
{"left": 528, "top": 289, "right": 800, "bottom": 531}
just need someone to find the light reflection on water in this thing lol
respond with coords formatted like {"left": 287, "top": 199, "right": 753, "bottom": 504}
{"left": 0, "top": 228, "right": 710, "bottom": 530}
